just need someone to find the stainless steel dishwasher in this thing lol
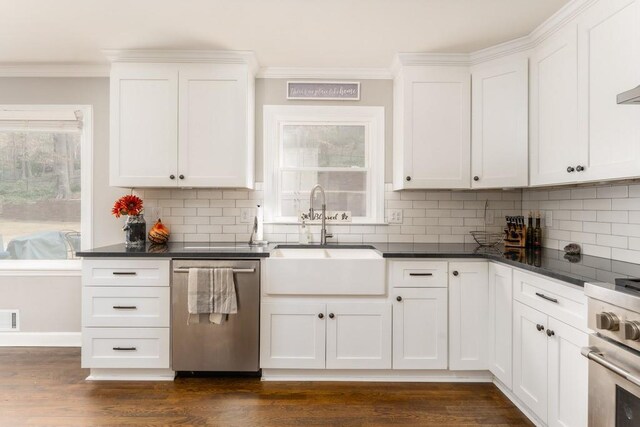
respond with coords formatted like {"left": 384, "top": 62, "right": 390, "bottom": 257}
{"left": 171, "top": 259, "right": 260, "bottom": 372}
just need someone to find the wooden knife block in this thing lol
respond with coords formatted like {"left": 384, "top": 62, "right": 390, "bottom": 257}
{"left": 504, "top": 226, "right": 526, "bottom": 248}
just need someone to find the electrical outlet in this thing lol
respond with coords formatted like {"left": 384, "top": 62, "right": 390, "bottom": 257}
{"left": 388, "top": 209, "right": 403, "bottom": 224}
{"left": 240, "top": 208, "right": 255, "bottom": 224}
{"left": 545, "top": 210, "right": 553, "bottom": 227}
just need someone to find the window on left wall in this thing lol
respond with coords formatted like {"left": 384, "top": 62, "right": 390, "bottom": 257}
{"left": 0, "top": 107, "right": 89, "bottom": 261}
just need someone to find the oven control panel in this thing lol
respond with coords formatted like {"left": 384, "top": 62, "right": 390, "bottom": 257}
{"left": 589, "top": 299, "right": 640, "bottom": 351}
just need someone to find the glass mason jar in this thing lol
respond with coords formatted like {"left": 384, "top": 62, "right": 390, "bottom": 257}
{"left": 123, "top": 214, "right": 146, "bottom": 247}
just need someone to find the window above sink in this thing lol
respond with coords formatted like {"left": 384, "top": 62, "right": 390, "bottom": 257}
{"left": 263, "top": 105, "right": 385, "bottom": 224}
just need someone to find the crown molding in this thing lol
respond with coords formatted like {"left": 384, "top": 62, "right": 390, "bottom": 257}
{"left": 529, "top": 0, "right": 598, "bottom": 44}
{"left": 102, "top": 49, "right": 259, "bottom": 75}
{"left": 257, "top": 67, "right": 393, "bottom": 80}
{"left": 395, "top": 0, "right": 599, "bottom": 69}
{"left": 0, "top": 63, "right": 110, "bottom": 77}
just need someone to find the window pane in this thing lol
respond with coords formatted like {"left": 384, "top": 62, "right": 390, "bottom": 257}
{"left": 0, "top": 131, "right": 81, "bottom": 260}
{"left": 282, "top": 124, "right": 365, "bottom": 168}
{"left": 281, "top": 171, "right": 366, "bottom": 193}
{"left": 281, "top": 192, "right": 367, "bottom": 217}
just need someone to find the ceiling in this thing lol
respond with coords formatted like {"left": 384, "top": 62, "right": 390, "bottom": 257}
{"left": 1, "top": 0, "right": 570, "bottom": 68}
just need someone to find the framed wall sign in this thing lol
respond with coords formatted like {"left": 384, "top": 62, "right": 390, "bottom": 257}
{"left": 287, "top": 81, "right": 360, "bottom": 101}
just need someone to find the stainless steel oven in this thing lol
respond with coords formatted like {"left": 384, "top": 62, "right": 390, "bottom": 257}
{"left": 583, "top": 280, "right": 640, "bottom": 426}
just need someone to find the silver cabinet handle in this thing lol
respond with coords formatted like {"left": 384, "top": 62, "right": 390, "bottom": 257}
{"left": 409, "top": 273, "right": 433, "bottom": 277}
{"left": 112, "top": 271, "right": 137, "bottom": 276}
{"left": 113, "top": 347, "right": 137, "bottom": 351}
{"left": 581, "top": 346, "right": 640, "bottom": 388}
{"left": 113, "top": 306, "right": 137, "bottom": 310}
{"left": 535, "top": 292, "right": 558, "bottom": 304}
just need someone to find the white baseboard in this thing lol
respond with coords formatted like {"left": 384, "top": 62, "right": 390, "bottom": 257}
{"left": 87, "top": 368, "right": 176, "bottom": 381}
{"left": 493, "top": 378, "right": 545, "bottom": 427}
{"left": 262, "top": 368, "right": 493, "bottom": 382}
{"left": 0, "top": 332, "right": 81, "bottom": 347}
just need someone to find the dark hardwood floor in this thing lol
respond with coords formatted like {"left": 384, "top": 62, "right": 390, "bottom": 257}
{"left": 0, "top": 348, "right": 532, "bottom": 426}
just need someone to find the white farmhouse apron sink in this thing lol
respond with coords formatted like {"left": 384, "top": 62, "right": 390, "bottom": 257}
{"left": 265, "top": 247, "right": 385, "bottom": 295}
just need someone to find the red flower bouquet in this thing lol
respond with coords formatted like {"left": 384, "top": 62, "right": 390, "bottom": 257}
{"left": 112, "top": 194, "right": 144, "bottom": 218}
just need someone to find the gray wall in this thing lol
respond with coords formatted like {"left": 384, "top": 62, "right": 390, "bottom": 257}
{"left": 255, "top": 79, "right": 394, "bottom": 182}
{"left": 0, "top": 77, "right": 114, "bottom": 334}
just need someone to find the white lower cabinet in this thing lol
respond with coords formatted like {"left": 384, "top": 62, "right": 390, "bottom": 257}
{"left": 392, "top": 288, "right": 448, "bottom": 369}
{"left": 513, "top": 301, "right": 588, "bottom": 426}
{"left": 81, "top": 259, "right": 171, "bottom": 374}
{"left": 260, "top": 303, "right": 326, "bottom": 369}
{"left": 513, "top": 301, "right": 549, "bottom": 421}
{"left": 260, "top": 302, "right": 391, "bottom": 370}
{"left": 449, "top": 262, "right": 489, "bottom": 370}
{"left": 488, "top": 263, "right": 513, "bottom": 388}
{"left": 81, "top": 327, "right": 170, "bottom": 369}
{"left": 547, "top": 317, "right": 588, "bottom": 427}
{"left": 326, "top": 303, "right": 391, "bottom": 369}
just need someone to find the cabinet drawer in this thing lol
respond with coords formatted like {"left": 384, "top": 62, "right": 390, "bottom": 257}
{"left": 83, "top": 259, "right": 170, "bottom": 287}
{"left": 81, "top": 328, "right": 170, "bottom": 369}
{"left": 513, "top": 269, "right": 587, "bottom": 331}
{"left": 389, "top": 261, "right": 448, "bottom": 288}
{"left": 82, "top": 287, "right": 170, "bottom": 327}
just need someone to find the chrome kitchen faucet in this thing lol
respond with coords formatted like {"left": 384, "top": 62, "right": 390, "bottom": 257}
{"left": 309, "top": 184, "right": 333, "bottom": 245}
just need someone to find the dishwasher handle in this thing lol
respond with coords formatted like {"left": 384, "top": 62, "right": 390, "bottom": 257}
{"left": 173, "top": 267, "right": 255, "bottom": 274}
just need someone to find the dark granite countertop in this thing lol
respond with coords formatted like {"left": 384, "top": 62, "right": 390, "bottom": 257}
{"left": 78, "top": 242, "right": 640, "bottom": 288}
{"left": 77, "top": 242, "right": 273, "bottom": 258}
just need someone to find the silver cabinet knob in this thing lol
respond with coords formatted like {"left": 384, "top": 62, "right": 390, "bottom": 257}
{"left": 624, "top": 321, "right": 640, "bottom": 341}
{"left": 473, "top": 176, "right": 479, "bottom": 181}
{"left": 406, "top": 176, "right": 411, "bottom": 182}
{"left": 576, "top": 165, "right": 585, "bottom": 172}
{"left": 567, "top": 166, "right": 575, "bottom": 173}
{"left": 596, "top": 312, "right": 620, "bottom": 331}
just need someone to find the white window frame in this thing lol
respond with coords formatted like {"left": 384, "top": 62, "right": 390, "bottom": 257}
{"left": 0, "top": 104, "right": 93, "bottom": 272}
{"left": 263, "top": 105, "right": 384, "bottom": 224}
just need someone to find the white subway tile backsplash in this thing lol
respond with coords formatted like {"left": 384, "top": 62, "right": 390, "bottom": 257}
{"left": 524, "top": 179, "right": 640, "bottom": 263}
{"left": 140, "top": 179, "right": 640, "bottom": 264}
{"left": 597, "top": 211, "right": 629, "bottom": 223}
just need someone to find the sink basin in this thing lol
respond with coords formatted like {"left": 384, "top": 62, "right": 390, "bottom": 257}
{"left": 271, "top": 248, "right": 330, "bottom": 259}
{"left": 265, "top": 247, "right": 385, "bottom": 295}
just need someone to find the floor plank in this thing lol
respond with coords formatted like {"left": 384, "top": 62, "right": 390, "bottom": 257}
{"left": 0, "top": 348, "right": 533, "bottom": 426}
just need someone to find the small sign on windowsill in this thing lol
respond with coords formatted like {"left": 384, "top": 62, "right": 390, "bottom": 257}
{"left": 287, "top": 81, "right": 360, "bottom": 100}
{"left": 299, "top": 211, "right": 352, "bottom": 224}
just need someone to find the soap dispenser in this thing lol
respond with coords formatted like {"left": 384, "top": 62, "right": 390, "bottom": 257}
{"left": 299, "top": 220, "right": 310, "bottom": 244}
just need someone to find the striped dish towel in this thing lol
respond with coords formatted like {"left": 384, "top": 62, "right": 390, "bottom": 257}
{"left": 187, "top": 268, "right": 237, "bottom": 325}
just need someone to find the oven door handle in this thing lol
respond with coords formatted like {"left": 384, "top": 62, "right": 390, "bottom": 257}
{"left": 581, "top": 346, "right": 640, "bottom": 388}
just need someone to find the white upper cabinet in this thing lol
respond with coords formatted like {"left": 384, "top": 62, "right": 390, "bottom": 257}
{"left": 471, "top": 56, "right": 529, "bottom": 188}
{"left": 178, "top": 63, "right": 254, "bottom": 188}
{"left": 530, "top": 25, "right": 581, "bottom": 186}
{"left": 109, "top": 52, "right": 256, "bottom": 188}
{"left": 394, "top": 64, "right": 471, "bottom": 189}
{"left": 577, "top": 0, "right": 640, "bottom": 182}
{"left": 110, "top": 63, "right": 179, "bottom": 188}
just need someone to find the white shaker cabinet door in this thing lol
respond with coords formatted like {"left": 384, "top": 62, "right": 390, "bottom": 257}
{"left": 488, "top": 263, "right": 513, "bottom": 388}
{"left": 513, "top": 301, "right": 549, "bottom": 424}
{"left": 178, "top": 63, "right": 253, "bottom": 188}
{"left": 110, "top": 63, "right": 179, "bottom": 187}
{"left": 260, "top": 303, "right": 326, "bottom": 369}
{"left": 577, "top": 0, "right": 640, "bottom": 182}
{"left": 325, "top": 303, "right": 391, "bottom": 370}
{"left": 449, "top": 262, "right": 489, "bottom": 371}
{"left": 471, "top": 56, "right": 528, "bottom": 188}
{"left": 547, "top": 318, "right": 588, "bottom": 427}
{"left": 394, "top": 66, "right": 471, "bottom": 189}
{"left": 392, "top": 288, "right": 448, "bottom": 370}
{"left": 529, "top": 25, "right": 581, "bottom": 186}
